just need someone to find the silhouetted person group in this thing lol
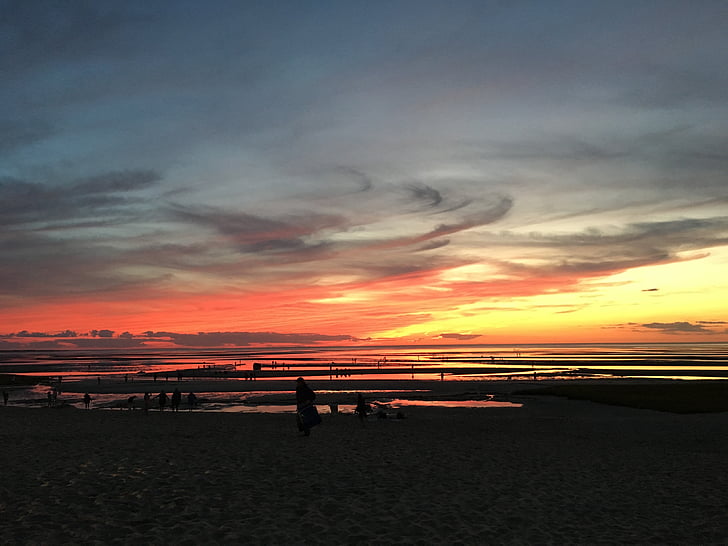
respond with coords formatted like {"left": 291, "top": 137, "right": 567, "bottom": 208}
{"left": 152, "top": 389, "right": 194, "bottom": 412}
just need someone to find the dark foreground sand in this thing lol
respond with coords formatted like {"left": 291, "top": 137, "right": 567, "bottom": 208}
{"left": 2, "top": 390, "right": 728, "bottom": 545}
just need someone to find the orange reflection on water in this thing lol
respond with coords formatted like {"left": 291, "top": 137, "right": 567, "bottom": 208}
{"left": 372, "top": 399, "right": 522, "bottom": 409}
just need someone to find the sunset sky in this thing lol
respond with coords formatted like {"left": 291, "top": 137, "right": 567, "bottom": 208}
{"left": 2, "top": 1, "right": 727, "bottom": 348}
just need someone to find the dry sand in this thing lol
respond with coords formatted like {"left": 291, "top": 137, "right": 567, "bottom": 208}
{"left": 1, "top": 383, "right": 728, "bottom": 545}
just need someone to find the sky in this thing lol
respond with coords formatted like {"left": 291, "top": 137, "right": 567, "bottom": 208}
{"left": 2, "top": 0, "right": 728, "bottom": 348}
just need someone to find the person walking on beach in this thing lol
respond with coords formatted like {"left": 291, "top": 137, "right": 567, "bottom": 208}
{"left": 355, "top": 393, "right": 368, "bottom": 425}
{"left": 158, "top": 391, "right": 168, "bottom": 412}
{"left": 187, "top": 392, "right": 197, "bottom": 410}
{"left": 2, "top": 389, "right": 8, "bottom": 406}
{"left": 171, "top": 388, "right": 181, "bottom": 412}
{"left": 295, "top": 377, "right": 318, "bottom": 436}
{"left": 83, "top": 392, "right": 92, "bottom": 409}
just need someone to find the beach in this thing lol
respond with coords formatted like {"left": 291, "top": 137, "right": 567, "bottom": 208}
{"left": 1, "top": 376, "right": 515, "bottom": 412}
{"left": 2, "top": 379, "right": 728, "bottom": 545}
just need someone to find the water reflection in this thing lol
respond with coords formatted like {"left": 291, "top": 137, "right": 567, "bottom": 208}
{"left": 4, "top": 342, "right": 728, "bottom": 382}
{"left": 10, "top": 386, "right": 519, "bottom": 412}
{"left": 372, "top": 399, "right": 522, "bottom": 409}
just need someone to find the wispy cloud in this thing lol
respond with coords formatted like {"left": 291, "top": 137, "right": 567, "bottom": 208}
{"left": 169, "top": 204, "right": 348, "bottom": 255}
{"left": 0, "top": 170, "right": 161, "bottom": 227}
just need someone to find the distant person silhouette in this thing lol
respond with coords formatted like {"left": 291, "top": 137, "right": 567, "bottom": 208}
{"left": 171, "top": 388, "right": 181, "bottom": 412}
{"left": 355, "top": 393, "right": 368, "bottom": 424}
{"left": 295, "top": 377, "right": 317, "bottom": 436}
{"left": 143, "top": 392, "right": 151, "bottom": 413}
{"left": 158, "top": 391, "right": 168, "bottom": 411}
{"left": 2, "top": 389, "right": 8, "bottom": 406}
{"left": 127, "top": 395, "right": 136, "bottom": 410}
{"left": 83, "top": 393, "right": 91, "bottom": 409}
{"left": 187, "top": 392, "right": 197, "bottom": 410}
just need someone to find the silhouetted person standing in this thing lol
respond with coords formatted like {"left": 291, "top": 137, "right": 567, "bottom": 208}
{"left": 158, "top": 391, "right": 168, "bottom": 412}
{"left": 171, "top": 388, "right": 181, "bottom": 412}
{"left": 355, "top": 393, "right": 368, "bottom": 424}
{"left": 295, "top": 377, "right": 318, "bottom": 436}
{"left": 83, "top": 393, "right": 91, "bottom": 409}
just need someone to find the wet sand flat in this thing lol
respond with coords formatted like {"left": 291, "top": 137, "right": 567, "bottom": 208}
{"left": 2, "top": 392, "right": 728, "bottom": 544}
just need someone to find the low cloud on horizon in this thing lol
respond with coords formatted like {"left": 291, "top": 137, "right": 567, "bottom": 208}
{"left": 609, "top": 321, "right": 728, "bottom": 336}
{"left": 4, "top": 320, "right": 727, "bottom": 350}
{"left": 0, "top": 329, "right": 362, "bottom": 349}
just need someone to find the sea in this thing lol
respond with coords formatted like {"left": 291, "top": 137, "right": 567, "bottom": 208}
{"left": 2, "top": 342, "right": 727, "bottom": 411}
{"left": 2, "top": 342, "right": 728, "bottom": 380}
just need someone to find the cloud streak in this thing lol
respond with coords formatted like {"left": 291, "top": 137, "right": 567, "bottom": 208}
{"left": 0, "top": 170, "right": 161, "bottom": 227}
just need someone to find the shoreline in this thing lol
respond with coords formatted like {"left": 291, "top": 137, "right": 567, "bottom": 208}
{"left": 5, "top": 375, "right": 728, "bottom": 414}
{"left": 2, "top": 376, "right": 522, "bottom": 412}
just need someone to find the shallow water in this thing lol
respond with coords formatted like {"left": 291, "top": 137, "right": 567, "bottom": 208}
{"left": 3, "top": 342, "right": 727, "bottom": 382}
{"left": 5, "top": 386, "right": 520, "bottom": 413}
{"left": 3, "top": 343, "right": 728, "bottom": 412}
